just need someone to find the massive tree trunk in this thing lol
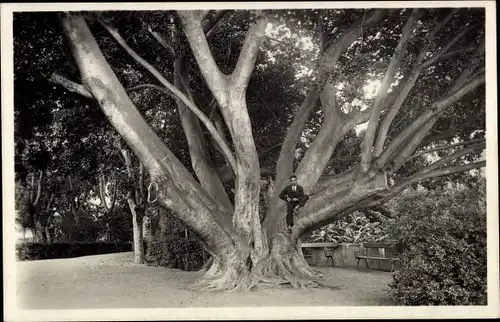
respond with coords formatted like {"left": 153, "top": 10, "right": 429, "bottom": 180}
{"left": 58, "top": 9, "right": 485, "bottom": 291}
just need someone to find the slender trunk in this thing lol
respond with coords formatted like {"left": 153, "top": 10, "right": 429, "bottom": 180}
{"left": 33, "top": 215, "right": 46, "bottom": 244}
{"left": 71, "top": 204, "right": 80, "bottom": 227}
{"left": 128, "top": 197, "right": 145, "bottom": 264}
{"left": 44, "top": 225, "right": 51, "bottom": 244}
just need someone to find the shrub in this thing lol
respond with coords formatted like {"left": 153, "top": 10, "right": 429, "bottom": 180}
{"left": 147, "top": 233, "right": 209, "bottom": 271}
{"left": 146, "top": 210, "right": 209, "bottom": 271}
{"left": 16, "top": 241, "right": 132, "bottom": 261}
{"left": 386, "top": 181, "right": 487, "bottom": 305}
{"left": 305, "top": 211, "right": 389, "bottom": 244}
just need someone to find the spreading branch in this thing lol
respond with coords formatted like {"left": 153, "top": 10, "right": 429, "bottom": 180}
{"left": 376, "top": 71, "right": 485, "bottom": 169}
{"left": 373, "top": 10, "right": 473, "bottom": 156}
{"left": 97, "top": 18, "right": 237, "bottom": 172}
{"left": 360, "top": 9, "right": 422, "bottom": 172}
{"left": 385, "top": 160, "right": 485, "bottom": 200}
{"left": 415, "top": 141, "right": 485, "bottom": 174}
{"left": 407, "top": 138, "right": 485, "bottom": 162}
{"left": 231, "top": 10, "right": 268, "bottom": 92}
{"left": 272, "top": 9, "right": 388, "bottom": 199}
{"left": 177, "top": 11, "right": 228, "bottom": 104}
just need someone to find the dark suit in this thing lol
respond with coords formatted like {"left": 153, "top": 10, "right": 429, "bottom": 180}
{"left": 279, "top": 184, "right": 309, "bottom": 227}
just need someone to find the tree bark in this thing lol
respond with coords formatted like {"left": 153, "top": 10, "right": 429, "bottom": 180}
{"left": 127, "top": 195, "right": 145, "bottom": 264}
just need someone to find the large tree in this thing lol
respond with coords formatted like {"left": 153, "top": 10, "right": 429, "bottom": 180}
{"left": 19, "top": 8, "right": 485, "bottom": 290}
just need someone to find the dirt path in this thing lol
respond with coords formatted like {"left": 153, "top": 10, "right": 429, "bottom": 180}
{"left": 16, "top": 252, "right": 393, "bottom": 309}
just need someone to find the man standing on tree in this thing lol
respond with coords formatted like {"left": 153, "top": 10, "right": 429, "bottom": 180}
{"left": 279, "top": 174, "right": 309, "bottom": 233}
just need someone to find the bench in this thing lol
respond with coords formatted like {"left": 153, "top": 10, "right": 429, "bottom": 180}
{"left": 301, "top": 242, "right": 339, "bottom": 267}
{"left": 355, "top": 243, "right": 401, "bottom": 272}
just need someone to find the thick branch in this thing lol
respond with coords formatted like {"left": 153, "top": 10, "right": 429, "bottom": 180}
{"left": 294, "top": 86, "right": 357, "bottom": 193}
{"left": 385, "top": 160, "right": 485, "bottom": 200}
{"left": 376, "top": 72, "right": 485, "bottom": 169}
{"left": 231, "top": 10, "right": 268, "bottom": 92}
{"left": 99, "top": 18, "right": 237, "bottom": 172}
{"left": 203, "top": 10, "right": 230, "bottom": 37}
{"left": 177, "top": 11, "right": 229, "bottom": 104}
{"left": 360, "top": 9, "right": 422, "bottom": 172}
{"left": 268, "top": 10, "right": 388, "bottom": 225}
{"left": 373, "top": 11, "right": 471, "bottom": 156}
{"left": 393, "top": 72, "right": 485, "bottom": 170}
{"left": 173, "top": 27, "right": 234, "bottom": 211}
{"left": 319, "top": 9, "right": 388, "bottom": 73}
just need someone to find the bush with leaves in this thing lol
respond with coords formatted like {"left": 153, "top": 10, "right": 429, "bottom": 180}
{"left": 386, "top": 179, "right": 487, "bottom": 305}
{"left": 16, "top": 241, "right": 132, "bottom": 260}
{"left": 305, "top": 211, "right": 389, "bottom": 244}
{"left": 147, "top": 210, "right": 209, "bottom": 271}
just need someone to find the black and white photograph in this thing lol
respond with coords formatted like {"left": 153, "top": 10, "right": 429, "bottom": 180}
{"left": 2, "top": 1, "right": 498, "bottom": 320}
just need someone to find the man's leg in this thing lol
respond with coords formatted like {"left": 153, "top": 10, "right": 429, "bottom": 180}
{"left": 286, "top": 203, "right": 294, "bottom": 231}
{"left": 298, "top": 195, "right": 309, "bottom": 207}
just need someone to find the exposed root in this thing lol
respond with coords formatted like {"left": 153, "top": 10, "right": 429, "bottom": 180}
{"left": 245, "top": 251, "right": 324, "bottom": 290}
{"left": 189, "top": 255, "right": 250, "bottom": 292}
{"left": 188, "top": 232, "right": 337, "bottom": 292}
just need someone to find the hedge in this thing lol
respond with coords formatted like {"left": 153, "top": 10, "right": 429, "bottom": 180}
{"left": 16, "top": 242, "right": 132, "bottom": 261}
{"left": 147, "top": 234, "right": 209, "bottom": 271}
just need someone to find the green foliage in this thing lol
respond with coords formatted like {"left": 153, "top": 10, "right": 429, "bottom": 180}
{"left": 16, "top": 241, "right": 132, "bottom": 261}
{"left": 147, "top": 210, "right": 209, "bottom": 271}
{"left": 305, "top": 211, "right": 389, "bottom": 244}
{"left": 386, "top": 180, "right": 487, "bottom": 305}
{"left": 148, "top": 236, "right": 209, "bottom": 271}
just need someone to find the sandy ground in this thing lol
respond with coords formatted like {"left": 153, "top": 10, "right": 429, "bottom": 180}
{"left": 16, "top": 252, "right": 394, "bottom": 309}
